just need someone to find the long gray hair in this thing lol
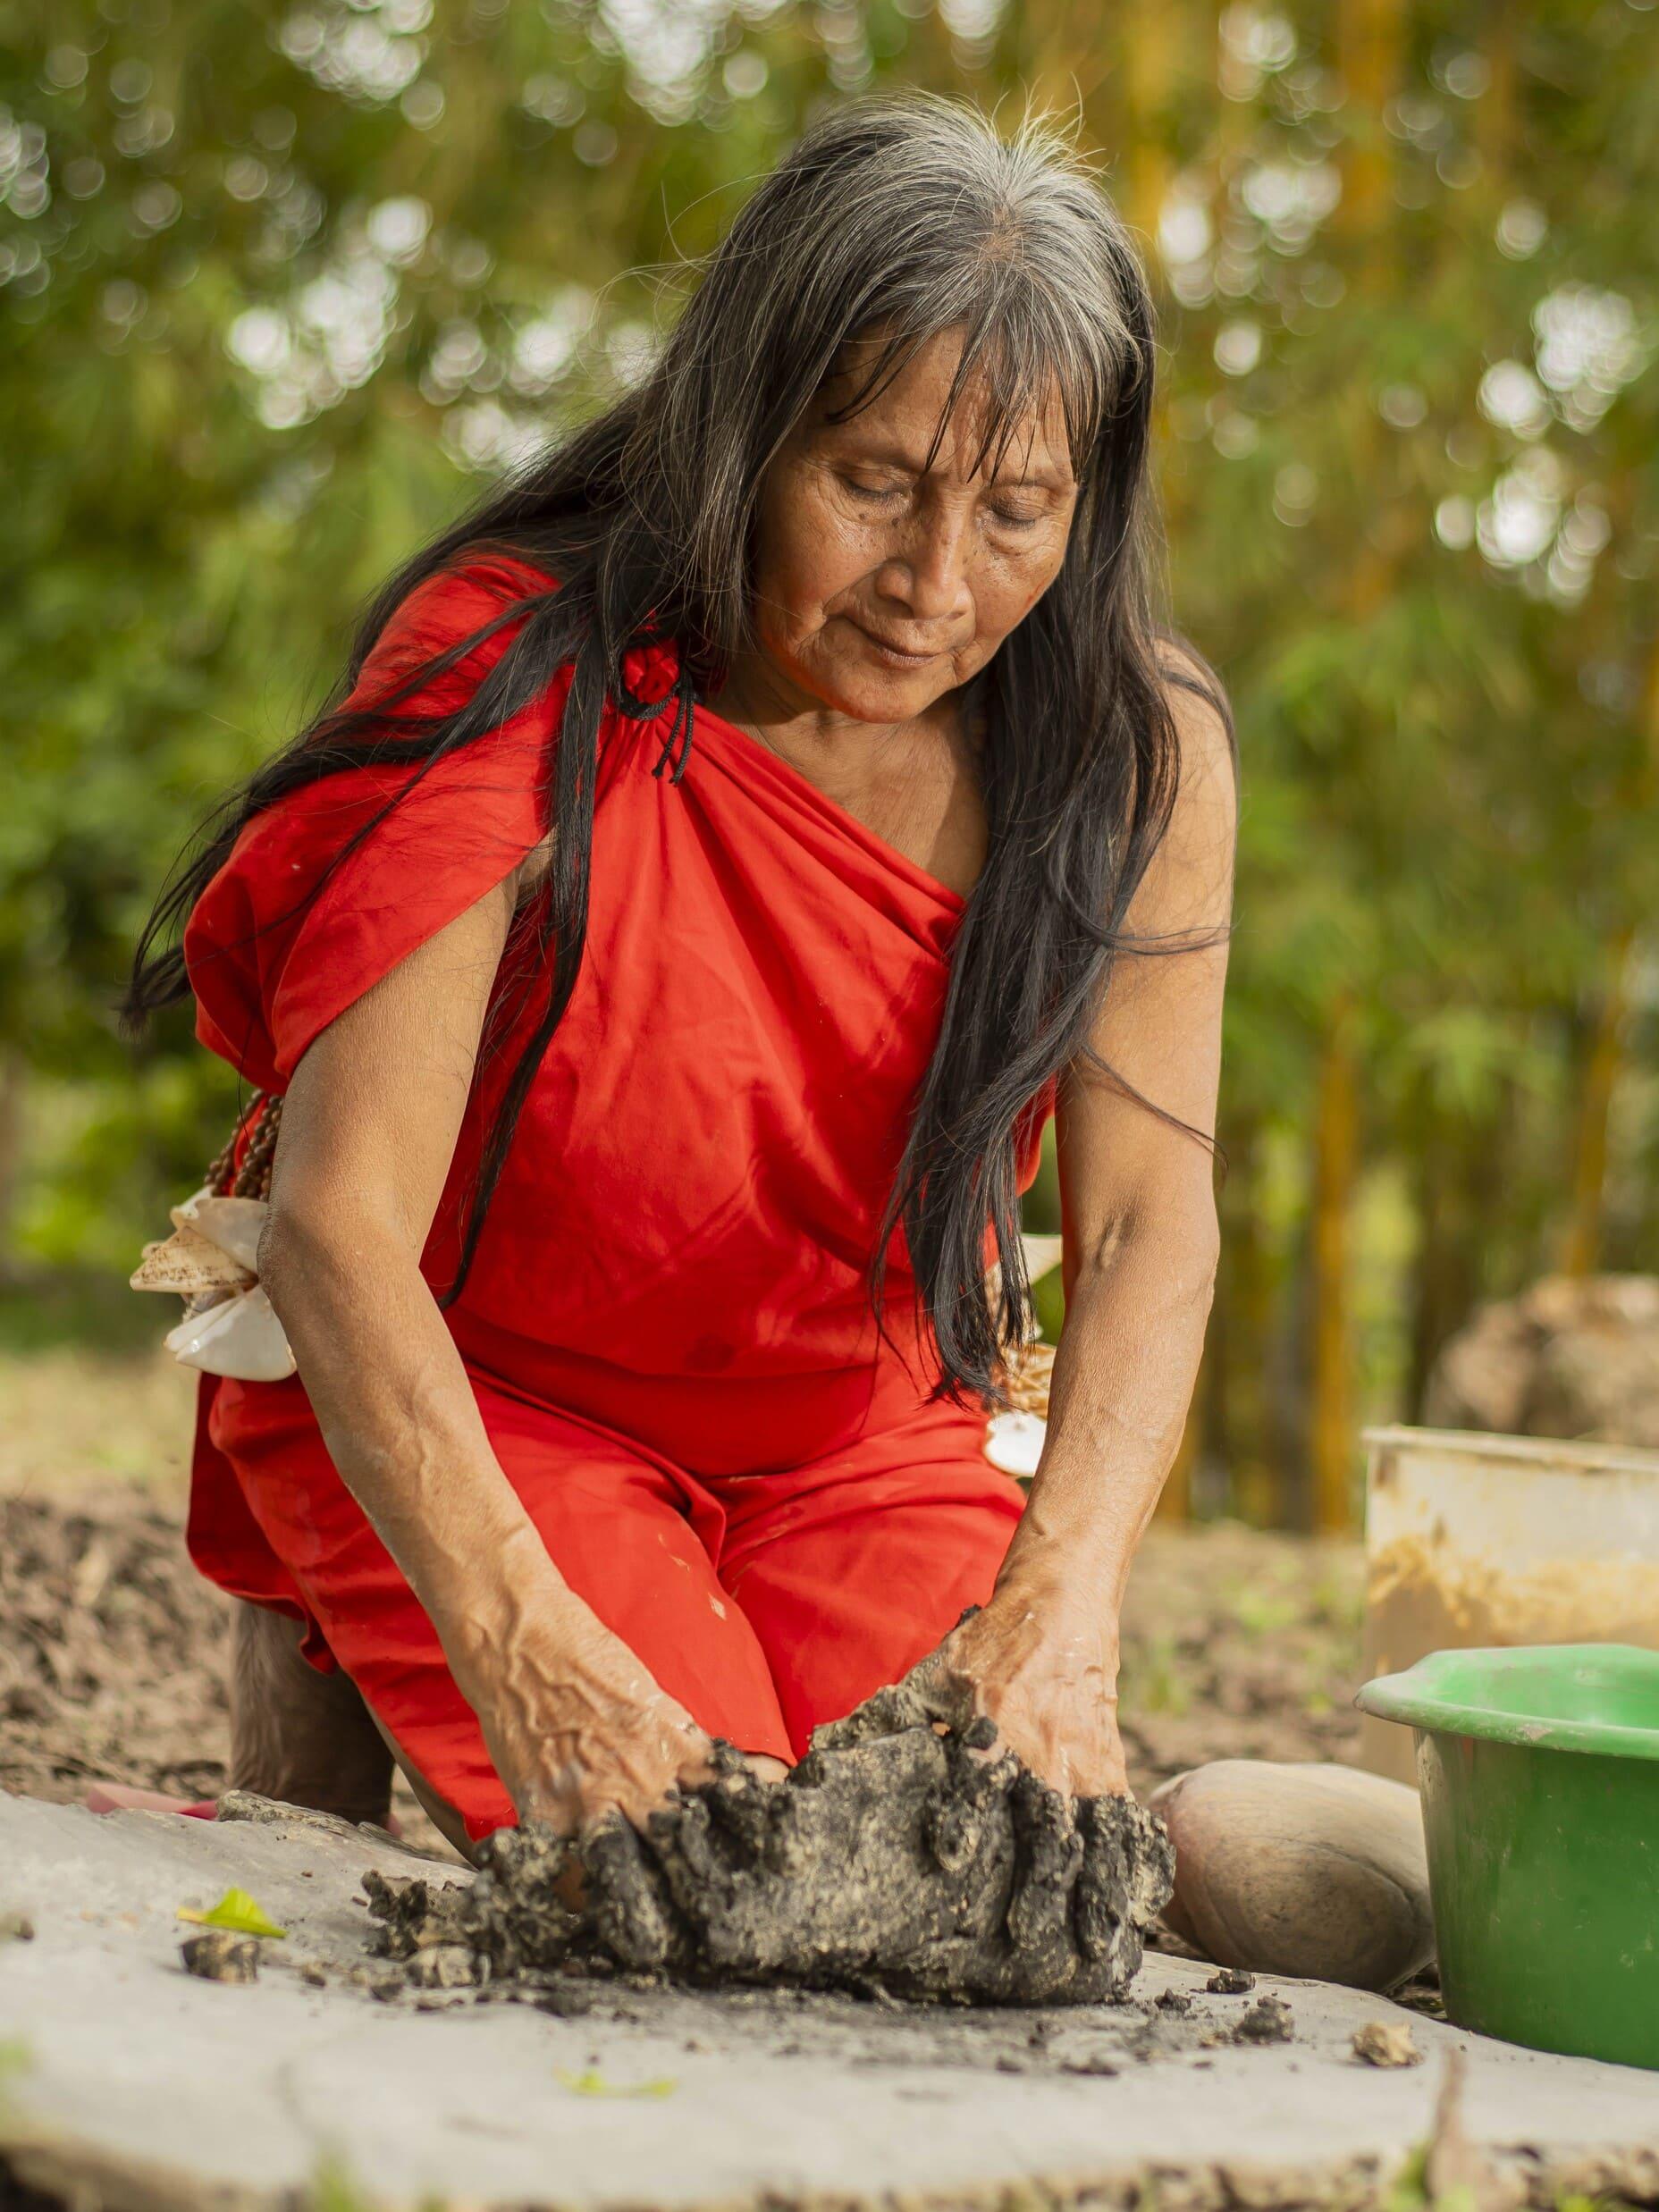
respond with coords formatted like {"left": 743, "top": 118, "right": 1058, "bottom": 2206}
{"left": 128, "top": 90, "right": 1234, "bottom": 1404}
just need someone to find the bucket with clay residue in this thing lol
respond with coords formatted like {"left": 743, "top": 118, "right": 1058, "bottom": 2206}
{"left": 1360, "top": 1425, "right": 1659, "bottom": 1786}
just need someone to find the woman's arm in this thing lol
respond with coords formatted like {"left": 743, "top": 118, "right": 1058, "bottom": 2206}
{"left": 841, "top": 665, "right": 1236, "bottom": 1797}
{"left": 258, "top": 854, "right": 716, "bottom": 1838}
{"left": 981, "top": 662, "right": 1236, "bottom": 1784}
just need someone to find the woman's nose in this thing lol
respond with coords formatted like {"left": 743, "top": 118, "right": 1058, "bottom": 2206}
{"left": 874, "top": 508, "right": 973, "bottom": 624}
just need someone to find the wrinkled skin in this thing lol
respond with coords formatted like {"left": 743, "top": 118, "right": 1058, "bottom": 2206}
{"left": 817, "top": 1590, "right": 1128, "bottom": 1800}
{"left": 468, "top": 1590, "right": 720, "bottom": 1837}
{"left": 722, "top": 327, "right": 1080, "bottom": 866}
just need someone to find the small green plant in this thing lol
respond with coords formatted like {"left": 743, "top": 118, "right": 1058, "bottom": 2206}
{"left": 0, "top": 2040, "right": 36, "bottom": 2149}
{"left": 1310, "top": 1572, "right": 1367, "bottom": 1635}
{"left": 555, "top": 2066, "right": 678, "bottom": 2099}
{"left": 307, "top": 2153, "right": 419, "bottom": 2212}
{"left": 1379, "top": 2137, "right": 1630, "bottom": 2212}
{"left": 1230, "top": 1585, "right": 1302, "bottom": 1636}
{"left": 1379, "top": 2142, "right": 1430, "bottom": 2212}
{"left": 1126, "top": 1632, "right": 1192, "bottom": 1718}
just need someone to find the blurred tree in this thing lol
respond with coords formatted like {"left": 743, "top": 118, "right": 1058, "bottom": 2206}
{"left": 1138, "top": 0, "right": 1659, "bottom": 1518}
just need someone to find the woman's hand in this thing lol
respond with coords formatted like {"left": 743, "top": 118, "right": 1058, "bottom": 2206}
{"left": 820, "top": 1572, "right": 1129, "bottom": 1801}
{"left": 459, "top": 1585, "right": 719, "bottom": 1838}
{"left": 933, "top": 1581, "right": 1129, "bottom": 1799}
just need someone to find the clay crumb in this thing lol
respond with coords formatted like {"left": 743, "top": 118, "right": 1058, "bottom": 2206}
{"left": 1206, "top": 1965, "right": 1255, "bottom": 1994}
{"left": 1232, "top": 1996, "right": 1294, "bottom": 2045}
{"left": 404, "top": 1944, "right": 480, "bottom": 1990}
{"left": 0, "top": 1912, "right": 35, "bottom": 1943}
{"left": 180, "top": 1930, "right": 260, "bottom": 1984}
{"left": 1352, "top": 2019, "right": 1421, "bottom": 2067}
{"left": 1156, "top": 1989, "right": 1193, "bottom": 2014}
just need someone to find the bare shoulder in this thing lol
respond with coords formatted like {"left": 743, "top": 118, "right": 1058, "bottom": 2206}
{"left": 1154, "top": 636, "right": 1238, "bottom": 807}
{"left": 1125, "top": 639, "right": 1238, "bottom": 933}
{"left": 1150, "top": 636, "right": 1238, "bottom": 884}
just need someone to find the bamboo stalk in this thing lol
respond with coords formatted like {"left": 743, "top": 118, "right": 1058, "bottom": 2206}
{"left": 1298, "top": 0, "right": 1403, "bottom": 1535}
{"left": 1310, "top": 997, "right": 1360, "bottom": 1534}
{"left": 1561, "top": 629, "right": 1659, "bottom": 1274}
{"left": 1559, "top": 924, "right": 1636, "bottom": 1279}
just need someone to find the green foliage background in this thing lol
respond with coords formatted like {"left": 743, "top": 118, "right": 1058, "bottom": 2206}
{"left": 2, "top": 0, "right": 1655, "bottom": 1520}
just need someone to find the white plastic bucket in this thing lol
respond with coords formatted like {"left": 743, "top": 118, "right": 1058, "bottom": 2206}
{"left": 1360, "top": 1423, "right": 1659, "bottom": 1785}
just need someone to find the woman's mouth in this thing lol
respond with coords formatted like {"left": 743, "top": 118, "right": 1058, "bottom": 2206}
{"left": 852, "top": 623, "right": 943, "bottom": 669}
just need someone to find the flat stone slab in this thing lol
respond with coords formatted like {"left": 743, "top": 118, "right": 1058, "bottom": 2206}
{"left": 1, "top": 1788, "right": 1655, "bottom": 2211}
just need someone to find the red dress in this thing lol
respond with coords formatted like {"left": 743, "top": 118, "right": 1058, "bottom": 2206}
{"left": 184, "top": 554, "right": 1051, "bottom": 1838}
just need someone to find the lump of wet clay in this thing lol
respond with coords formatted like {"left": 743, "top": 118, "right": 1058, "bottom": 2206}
{"left": 1150, "top": 1761, "right": 1433, "bottom": 1992}
{"left": 372, "top": 1718, "right": 1174, "bottom": 2007}
{"left": 180, "top": 1930, "right": 261, "bottom": 1984}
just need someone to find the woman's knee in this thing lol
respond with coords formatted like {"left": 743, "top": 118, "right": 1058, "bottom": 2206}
{"left": 359, "top": 1705, "right": 483, "bottom": 1863}
{"left": 228, "top": 1600, "right": 394, "bottom": 1827}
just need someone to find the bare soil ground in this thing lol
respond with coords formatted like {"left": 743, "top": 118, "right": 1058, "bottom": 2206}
{"left": 0, "top": 1347, "right": 1365, "bottom": 1812}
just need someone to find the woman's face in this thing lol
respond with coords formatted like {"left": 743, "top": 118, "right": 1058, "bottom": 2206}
{"left": 742, "top": 326, "right": 1080, "bottom": 723}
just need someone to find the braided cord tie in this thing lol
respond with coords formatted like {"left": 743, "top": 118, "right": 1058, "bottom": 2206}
{"left": 204, "top": 1092, "right": 284, "bottom": 1201}
{"left": 614, "top": 654, "right": 697, "bottom": 785}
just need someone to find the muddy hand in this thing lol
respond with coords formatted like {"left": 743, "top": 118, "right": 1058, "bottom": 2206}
{"left": 463, "top": 1595, "right": 719, "bottom": 1838}
{"left": 816, "top": 1587, "right": 1129, "bottom": 1800}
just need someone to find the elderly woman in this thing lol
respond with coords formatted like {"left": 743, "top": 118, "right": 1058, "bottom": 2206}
{"left": 129, "top": 94, "right": 1236, "bottom": 1863}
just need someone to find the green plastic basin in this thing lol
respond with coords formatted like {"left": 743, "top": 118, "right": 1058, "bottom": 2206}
{"left": 1356, "top": 1644, "right": 1659, "bottom": 2071}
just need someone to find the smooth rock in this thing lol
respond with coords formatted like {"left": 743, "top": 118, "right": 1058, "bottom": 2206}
{"left": 1151, "top": 1759, "right": 1434, "bottom": 1991}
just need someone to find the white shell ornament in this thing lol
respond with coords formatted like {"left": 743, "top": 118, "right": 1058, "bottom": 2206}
{"left": 131, "top": 1098, "right": 296, "bottom": 1383}
{"left": 130, "top": 1221, "right": 254, "bottom": 1298}
{"left": 164, "top": 1283, "right": 295, "bottom": 1383}
{"left": 981, "top": 1233, "right": 1060, "bottom": 1477}
{"left": 982, "top": 1409, "right": 1047, "bottom": 1478}
{"left": 172, "top": 1190, "right": 269, "bottom": 1274}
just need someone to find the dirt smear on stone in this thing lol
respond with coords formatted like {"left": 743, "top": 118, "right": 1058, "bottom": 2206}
{"left": 368, "top": 1719, "right": 1174, "bottom": 2008}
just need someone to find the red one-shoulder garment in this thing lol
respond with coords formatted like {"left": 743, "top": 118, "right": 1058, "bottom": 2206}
{"left": 182, "top": 555, "right": 1053, "bottom": 1838}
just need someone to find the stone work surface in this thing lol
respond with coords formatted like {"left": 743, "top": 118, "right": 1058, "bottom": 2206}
{"left": 4, "top": 1789, "right": 1659, "bottom": 2212}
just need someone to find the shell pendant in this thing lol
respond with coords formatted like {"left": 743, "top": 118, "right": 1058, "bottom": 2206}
{"left": 131, "top": 1182, "right": 296, "bottom": 1383}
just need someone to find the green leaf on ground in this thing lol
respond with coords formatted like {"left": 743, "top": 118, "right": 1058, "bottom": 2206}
{"left": 177, "top": 1887, "right": 288, "bottom": 1939}
{"left": 0, "top": 2038, "right": 34, "bottom": 2125}
{"left": 556, "top": 2067, "right": 678, "bottom": 2099}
